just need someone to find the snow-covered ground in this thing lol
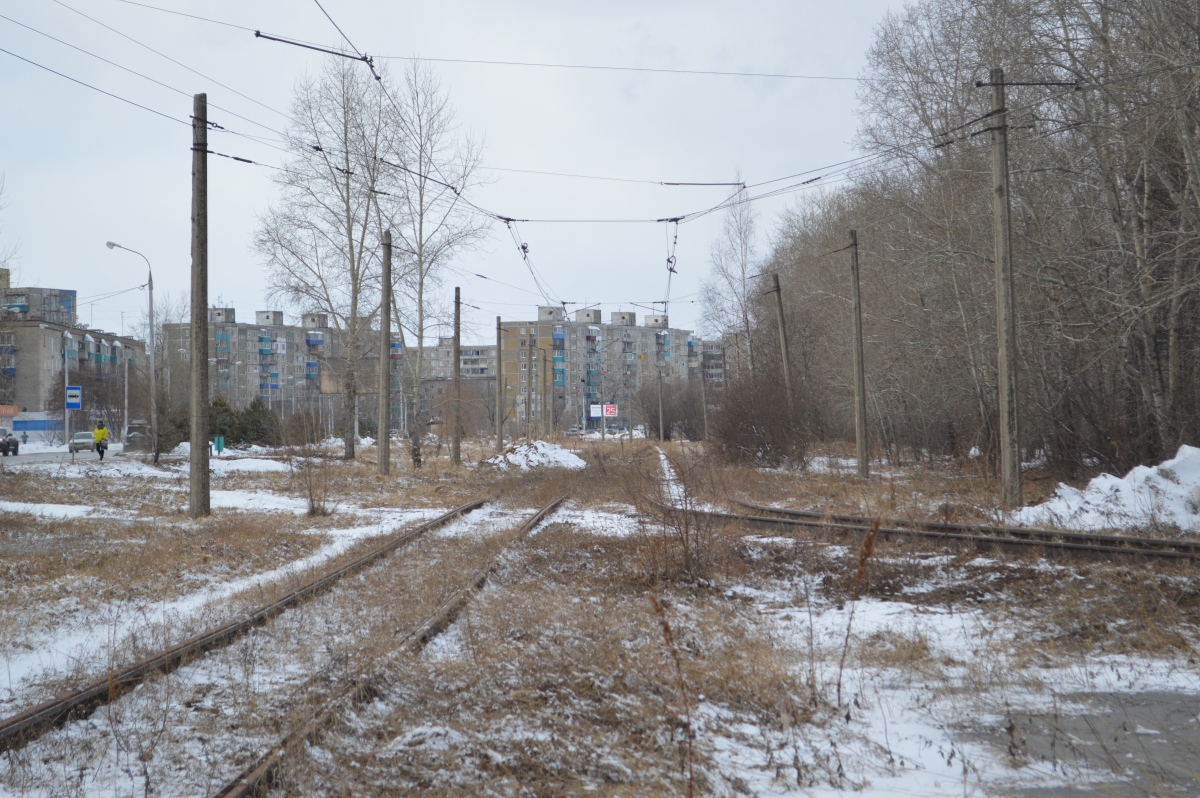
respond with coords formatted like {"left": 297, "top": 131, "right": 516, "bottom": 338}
{"left": 1012, "top": 444, "right": 1200, "bottom": 533}
{"left": 484, "top": 440, "right": 586, "bottom": 470}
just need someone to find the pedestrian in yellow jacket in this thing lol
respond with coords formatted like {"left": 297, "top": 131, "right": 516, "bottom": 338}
{"left": 93, "top": 422, "right": 109, "bottom": 461}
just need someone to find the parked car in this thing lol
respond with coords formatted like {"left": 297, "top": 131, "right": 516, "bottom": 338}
{"left": 69, "top": 431, "right": 96, "bottom": 454}
{"left": 124, "top": 421, "right": 151, "bottom": 451}
{"left": 0, "top": 427, "right": 17, "bottom": 456}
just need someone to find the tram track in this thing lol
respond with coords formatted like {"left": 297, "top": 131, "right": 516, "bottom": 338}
{"left": 212, "top": 496, "right": 567, "bottom": 798}
{"left": 0, "top": 499, "right": 486, "bottom": 753}
{"left": 674, "top": 501, "right": 1200, "bottom": 563}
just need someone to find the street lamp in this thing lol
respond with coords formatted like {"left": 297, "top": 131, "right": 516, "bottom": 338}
{"left": 106, "top": 241, "right": 157, "bottom": 462}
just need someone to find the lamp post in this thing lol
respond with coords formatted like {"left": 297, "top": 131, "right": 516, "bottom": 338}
{"left": 106, "top": 241, "right": 157, "bottom": 462}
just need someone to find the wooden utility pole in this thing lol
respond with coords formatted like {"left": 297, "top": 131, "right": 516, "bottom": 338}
{"left": 770, "top": 273, "right": 794, "bottom": 410}
{"left": 495, "top": 316, "right": 503, "bottom": 452}
{"left": 451, "top": 286, "right": 462, "bottom": 464}
{"left": 189, "top": 93, "right": 210, "bottom": 519}
{"left": 378, "top": 231, "right": 392, "bottom": 475}
{"left": 989, "top": 66, "right": 1021, "bottom": 509}
{"left": 849, "top": 231, "right": 869, "bottom": 478}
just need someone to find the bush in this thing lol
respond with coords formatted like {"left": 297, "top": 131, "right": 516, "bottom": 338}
{"left": 709, "top": 371, "right": 808, "bottom": 467}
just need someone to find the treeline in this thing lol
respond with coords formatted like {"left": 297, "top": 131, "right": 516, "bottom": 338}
{"left": 707, "top": 0, "right": 1200, "bottom": 475}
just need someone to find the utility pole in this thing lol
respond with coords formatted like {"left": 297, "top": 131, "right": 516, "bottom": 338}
{"left": 64, "top": 334, "right": 71, "bottom": 461}
{"left": 123, "top": 353, "right": 129, "bottom": 444}
{"left": 849, "top": 231, "right": 869, "bottom": 478}
{"left": 699, "top": 358, "right": 709, "bottom": 441}
{"left": 770, "top": 273, "right": 794, "bottom": 411}
{"left": 542, "top": 349, "right": 549, "bottom": 438}
{"left": 147, "top": 270, "right": 157, "bottom": 463}
{"left": 378, "top": 230, "right": 391, "bottom": 475}
{"left": 189, "top": 92, "right": 210, "bottom": 518}
{"left": 495, "top": 317, "right": 503, "bottom": 452}
{"left": 657, "top": 365, "right": 665, "bottom": 442}
{"left": 524, "top": 358, "right": 530, "bottom": 444}
{"left": 451, "top": 286, "right": 461, "bottom": 464}
{"left": 989, "top": 66, "right": 1021, "bottom": 509}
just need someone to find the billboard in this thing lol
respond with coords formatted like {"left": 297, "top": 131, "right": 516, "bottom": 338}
{"left": 589, "top": 404, "right": 602, "bottom": 418}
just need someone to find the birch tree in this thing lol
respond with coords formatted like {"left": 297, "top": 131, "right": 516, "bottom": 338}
{"left": 255, "top": 59, "right": 396, "bottom": 460}
{"left": 384, "top": 62, "right": 487, "bottom": 468}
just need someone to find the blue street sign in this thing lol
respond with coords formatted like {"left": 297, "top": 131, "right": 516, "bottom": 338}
{"left": 65, "top": 385, "right": 82, "bottom": 410}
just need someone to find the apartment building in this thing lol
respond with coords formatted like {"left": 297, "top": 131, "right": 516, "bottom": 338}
{"left": 497, "top": 306, "right": 702, "bottom": 430}
{"left": 0, "top": 268, "right": 145, "bottom": 416}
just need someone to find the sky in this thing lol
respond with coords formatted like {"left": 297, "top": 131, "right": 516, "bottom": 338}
{"left": 0, "top": 0, "right": 897, "bottom": 345}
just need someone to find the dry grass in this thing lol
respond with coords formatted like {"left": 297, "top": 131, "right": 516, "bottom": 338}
{"left": 278, "top": 522, "right": 809, "bottom": 796}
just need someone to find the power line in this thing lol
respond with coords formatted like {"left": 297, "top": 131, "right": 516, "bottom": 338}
{"left": 0, "top": 45, "right": 187, "bottom": 125}
{"left": 50, "top": 0, "right": 289, "bottom": 118}
{"left": 375, "top": 54, "right": 866, "bottom": 82}
{"left": 0, "top": 12, "right": 286, "bottom": 137}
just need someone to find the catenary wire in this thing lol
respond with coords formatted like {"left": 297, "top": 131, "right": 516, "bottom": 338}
{"left": 50, "top": 0, "right": 289, "bottom": 118}
{"left": 0, "top": 45, "right": 187, "bottom": 125}
{"left": 0, "top": 12, "right": 286, "bottom": 137}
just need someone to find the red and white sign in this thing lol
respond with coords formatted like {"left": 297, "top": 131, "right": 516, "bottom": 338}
{"left": 603, "top": 403, "right": 618, "bottom": 417}
{"left": 0, "top": 405, "right": 17, "bottom": 418}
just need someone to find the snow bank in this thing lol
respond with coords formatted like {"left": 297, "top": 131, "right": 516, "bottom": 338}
{"left": 209, "top": 457, "right": 291, "bottom": 474}
{"left": 483, "top": 440, "right": 586, "bottom": 471}
{"left": 1011, "top": 444, "right": 1200, "bottom": 532}
{"left": 0, "top": 500, "right": 97, "bottom": 519}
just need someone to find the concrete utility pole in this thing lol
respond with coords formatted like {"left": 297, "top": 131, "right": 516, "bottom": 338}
{"left": 542, "top": 349, "right": 549, "bottom": 437}
{"left": 123, "top": 354, "right": 129, "bottom": 444}
{"left": 699, "top": 358, "right": 709, "bottom": 441}
{"left": 989, "top": 67, "right": 1022, "bottom": 509}
{"left": 63, "top": 333, "right": 71, "bottom": 459}
{"left": 770, "top": 273, "right": 794, "bottom": 411}
{"left": 451, "top": 286, "right": 461, "bottom": 464}
{"left": 145, "top": 262, "right": 157, "bottom": 461}
{"left": 378, "top": 230, "right": 392, "bottom": 475}
{"left": 849, "top": 231, "right": 869, "bottom": 479}
{"left": 495, "top": 317, "right": 503, "bottom": 452}
{"left": 657, "top": 365, "right": 665, "bottom": 442}
{"left": 189, "top": 92, "right": 210, "bottom": 518}
{"left": 524, "top": 341, "right": 531, "bottom": 444}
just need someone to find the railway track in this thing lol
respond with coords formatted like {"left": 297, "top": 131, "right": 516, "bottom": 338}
{"left": 0, "top": 499, "right": 486, "bottom": 753}
{"left": 213, "top": 496, "right": 567, "bottom": 798}
{"left": 676, "top": 501, "right": 1200, "bottom": 563}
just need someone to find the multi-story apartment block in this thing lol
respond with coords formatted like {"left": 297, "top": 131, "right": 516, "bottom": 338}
{"left": 0, "top": 269, "right": 145, "bottom": 417}
{"left": 497, "top": 306, "right": 700, "bottom": 431}
{"left": 163, "top": 308, "right": 339, "bottom": 419}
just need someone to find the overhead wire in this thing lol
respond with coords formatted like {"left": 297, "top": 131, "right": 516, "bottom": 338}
{"left": 0, "top": 45, "right": 187, "bottom": 126}
{"left": 0, "top": 12, "right": 287, "bottom": 137}
{"left": 49, "top": 0, "right": 289, "bottom": 118}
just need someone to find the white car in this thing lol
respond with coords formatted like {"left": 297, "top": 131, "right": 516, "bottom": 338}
{"left": 69, "top": 431, "right": 96, "bottom": 453}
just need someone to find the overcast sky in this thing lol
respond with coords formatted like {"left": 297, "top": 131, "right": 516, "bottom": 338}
{"left": 1, "top": 0, "right": 896, "bottom": 344}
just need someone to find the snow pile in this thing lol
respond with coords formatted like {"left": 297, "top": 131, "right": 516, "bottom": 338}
{"left": 1011, "top": 444, "right": 1200, "bottom": 532}
{"left": 483, "top": 440, "right": 586, "bottom": 471}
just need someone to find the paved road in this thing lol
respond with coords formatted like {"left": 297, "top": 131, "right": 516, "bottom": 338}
{"left": 2, "top": 447, "right": 123, "bottom": 465}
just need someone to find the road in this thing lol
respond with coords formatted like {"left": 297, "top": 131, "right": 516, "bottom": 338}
{"left": 3, "top": 446, "right": 125, "bottom": 465}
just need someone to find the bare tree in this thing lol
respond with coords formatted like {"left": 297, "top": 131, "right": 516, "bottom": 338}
{"left": 384, "top": 62, "right": 488, "bottom": 468}
{"left": 255, "top": 59, "right": 397, "bottom": 460}
{"left": 702, "top": 174, "right": 759, "bottom": 374}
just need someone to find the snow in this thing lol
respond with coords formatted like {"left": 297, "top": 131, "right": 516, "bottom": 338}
{"left": 553, "top": 503, "right": 644, "bottom": 537}
{"left": 0, "top": 500, "right": 98, "bottom": 519}
{"left": 1010, "top": 444, "right": 1200, "bottom": 532}
{"left": 483, "top": 440, "right": 586, "bottom": 470}
{"left": 208, "top": 457, "right": 291, "bottom": 474}
{"left": 209, "top": 489, "right": 311, "bottom": 514}
{"left": 715, "top": 584, "right": 1200, "bottom": 796}
{"left": 0, "top": 506, "right": 448, "bottom": 713}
